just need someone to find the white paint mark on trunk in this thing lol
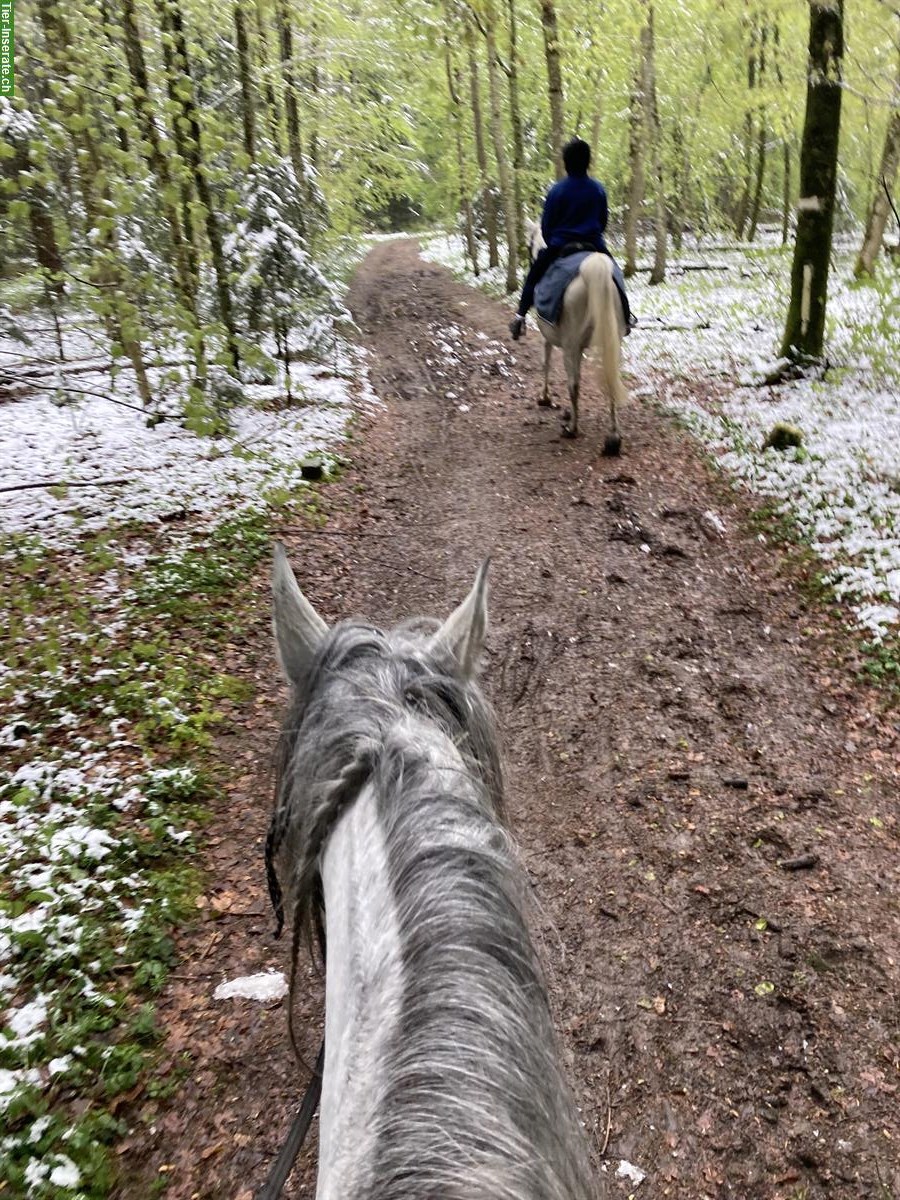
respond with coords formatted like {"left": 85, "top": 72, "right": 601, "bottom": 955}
{"left": 801, "top": 263, "right": 813, "bottom": 335}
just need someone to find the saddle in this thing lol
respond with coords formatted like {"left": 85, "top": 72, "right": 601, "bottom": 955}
{"left": 534, "top": 251, "right": 594, "bottom": 324}
{"left": 535, "top": 246, "right": 631, "bottom": 328}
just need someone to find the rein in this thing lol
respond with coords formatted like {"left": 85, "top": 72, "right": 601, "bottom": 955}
{"left": 254, "top": 1037, "right": 326, "bottom": 1200}
{"left": 254, "top": 902, "right": 327, "bottom": 1199}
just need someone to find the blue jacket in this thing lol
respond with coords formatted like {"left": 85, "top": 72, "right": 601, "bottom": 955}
{"left": 540, "top": 174, "right": 608, "bottom": 251}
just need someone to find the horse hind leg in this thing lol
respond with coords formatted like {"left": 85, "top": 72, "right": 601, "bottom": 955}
{"left": 603, "top": 392, "right": 621, "bottom": 456}
{"left": 561, "top": 348, "right": 581, "bottom": 439}
{"left": 538, "top": 339, "right": 554, "bottom": 407}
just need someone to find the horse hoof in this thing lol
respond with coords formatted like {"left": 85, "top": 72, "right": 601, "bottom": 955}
{"left": 561, "top": 425, "right": 578, "bottom": 440}
{"left": 603, "top": 434, "right": 622, "bottom": 457}
{"left": 537, "top": 396, "right": 553, "bottom": 408}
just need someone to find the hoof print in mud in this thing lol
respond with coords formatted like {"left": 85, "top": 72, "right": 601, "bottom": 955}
{"left": 603, "top": 434, "right": 622, "bottom": 457}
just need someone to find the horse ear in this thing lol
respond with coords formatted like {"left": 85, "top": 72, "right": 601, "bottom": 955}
{"left": 431, "top": 559, "right": 490, "bottom": 677}
{"left": 272, "top": 542, "right": 328, "bottom": 686}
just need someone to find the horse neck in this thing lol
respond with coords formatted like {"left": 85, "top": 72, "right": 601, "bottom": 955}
{"left": 314, "top": 717, "right": 595, "bottom": 1200}
{"left": 315, "top": 718, "right": 476, "bottom": 1198}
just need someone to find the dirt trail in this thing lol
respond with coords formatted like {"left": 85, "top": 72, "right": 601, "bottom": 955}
{"left": 119, "top": 240, "right": 900, "bottom": 1199}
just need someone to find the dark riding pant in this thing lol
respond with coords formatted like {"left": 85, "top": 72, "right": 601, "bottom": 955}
{"left": 516, "top": 246, "right": 561, "bottom": 317}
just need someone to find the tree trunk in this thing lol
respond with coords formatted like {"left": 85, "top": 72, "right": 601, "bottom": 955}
{"left": 747, "top": 22, "right": 768, "bottom": 242}
{"left": 275, "top": 0, "right": 305, "bottom": 192}
{"left": 99, "top": 0, "right": 132, "bottom": 155}
{"left": 539, "top": 0, "right": 566, "bottom": 177}
{"left": 161, "top": 0, "right": 241, "bottom": 374}
{"left": 11, "top": 139, "right": 66, "bottom": 299}
{"left": 623, "top": 19, "right": 648, "bottom": 277}
{"left": 855, "top": 50, "right": 900, "bottom": 278}
{"left": 780, "top": 0, "right": 844, "bottom": 363}
{"left": 506, "top": 0, "right": 525, "bottom": 254}
{"left": 773, "top": 23, "right": 791, "bottom": 246}
{"left": 120, "top": 0, "right": 205, "bottom": 382}
{"left": 443, "top": 22, "right": 479, "bottom": 275}
{"left": 467, "top": 23, "right": 498, "bottom": 269}
{"left": 483, "top": 4, "right": 518, "bottom": 292}
{"left": 254, "top": 0, "right": 284, "bottom": 152}
{"left": 734, "top": 13, "right": 758, "bottom": 239}
{"left": 671, "top": 125, "right": 687, "bottom": 253}
{"left": 644, "top": 4, "right": 667, "bottom": 285}
{"left": 307, "top": 19, "right": 322, "bottom": 173}
{"left": 29, "top": 202, "right": 65, "bottom": 300}
{"left": 234, "top": 3, "right": 258, "bottom": 161}
{"left": 159, "top": 9, "right": 200, "bottom": 283}
{"left": 782, "top": 139, "right": 791, "bottom": 244}
{"left": 37, "top": 0, "right": 153, "bottom": 407}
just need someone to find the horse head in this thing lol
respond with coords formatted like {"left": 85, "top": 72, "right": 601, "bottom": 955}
{"left": 524, "top": 217, "right": 546, "bottom": 264}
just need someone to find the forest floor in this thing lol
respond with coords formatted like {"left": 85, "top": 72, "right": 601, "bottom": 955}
{"left": 109, "top": 238, "right": 900, "bottom": 1199}
{"left": 4, "top": 238, "right": 899, "bottom": 1198}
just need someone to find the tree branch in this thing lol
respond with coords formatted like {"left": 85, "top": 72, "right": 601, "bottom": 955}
{"left": 0, "top": 478, "right": 130, "bottom": 495}
{"left": 883, "top": 172, "right": 900, "bottom": 233}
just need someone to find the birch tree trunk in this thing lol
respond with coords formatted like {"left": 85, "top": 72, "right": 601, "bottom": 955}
{"left": 540, "top": 0, "right": 566, "bottom": 177}
{"left": 855, "top": 49, "right": 900, "bottom": 278}
{"left": 467, "top": 23, "right": 499, "bottom": 268}
{"left": 780, "top": 0, "right": 844, "bottom": 363}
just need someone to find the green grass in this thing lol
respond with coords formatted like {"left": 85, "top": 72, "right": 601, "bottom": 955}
{"left": 0, "top": 490, "right": 326, "bottom": 1196}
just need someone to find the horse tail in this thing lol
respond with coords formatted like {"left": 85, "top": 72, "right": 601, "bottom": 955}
{"left": 580, "top": 253, "right": 628, "bottom": 417}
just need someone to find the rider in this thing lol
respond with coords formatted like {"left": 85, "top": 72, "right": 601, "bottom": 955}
{"left": 509, "top": 137, "right": 634, "bottom": 340}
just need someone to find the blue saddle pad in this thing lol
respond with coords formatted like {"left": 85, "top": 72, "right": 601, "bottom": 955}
{"left": 535, "top": 252, "right": 592, "bottom": 324}
{"left": 535, "top": 251, "right": 630, "bottom": 327}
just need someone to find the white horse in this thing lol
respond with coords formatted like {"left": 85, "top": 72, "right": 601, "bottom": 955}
{"left": 267, "top": 545, "right": 600, "bottom": 1200}
{"left": 526, "top": 220, "right": 628, "bottom": 454}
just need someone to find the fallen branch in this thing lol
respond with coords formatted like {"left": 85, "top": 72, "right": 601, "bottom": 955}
{"left": 0, "top": 477, "right": 129, "bottom": 495}
{"left": 778, "top": 852, "right": 820, "bottom": 872}
{"left": 639, "top": 318, "right": 711, "bottom": 332}
{"left": 632, "top": 262, "right": 731, "bottom": 274}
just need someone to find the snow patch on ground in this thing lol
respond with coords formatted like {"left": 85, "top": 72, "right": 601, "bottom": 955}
{"left": 0, "top": 352, "right": 367, "bottom": 549}
{"left": 214, "top": 972, "right": 288, "bottom": 1002}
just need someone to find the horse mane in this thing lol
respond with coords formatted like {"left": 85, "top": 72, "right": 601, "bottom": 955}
{"left": 267, "top": 619, "right": 503, "bottom": 984}
{"left": 268, "top": 619, "right": 597, "bottom": 1200}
